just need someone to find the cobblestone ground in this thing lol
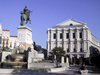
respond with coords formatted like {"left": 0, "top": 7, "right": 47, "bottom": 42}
{"left": 0, "top": 65, "right": 100, "bottom": 75}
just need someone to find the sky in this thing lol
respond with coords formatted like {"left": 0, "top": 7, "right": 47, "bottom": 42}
{"left": 0, "top": 0, "right": 100, "bottom": 48}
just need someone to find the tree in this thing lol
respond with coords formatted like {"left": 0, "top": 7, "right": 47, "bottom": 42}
{"left": 49, "top": 47, "right": 66, "bottom": 62}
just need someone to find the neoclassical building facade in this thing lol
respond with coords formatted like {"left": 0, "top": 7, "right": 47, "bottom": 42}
{"left": 0, "top": 24, "right": 18, "bottom": 51}
{"left": 47, "top": 19, "right": 100, "bottom": 58}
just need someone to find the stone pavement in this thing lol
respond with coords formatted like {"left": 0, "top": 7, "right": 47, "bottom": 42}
{"left": 0, "top": 65, "right": 100, "bottom": 75}
{"left": 59, "top": 65, "right": 100, "bottom": 75}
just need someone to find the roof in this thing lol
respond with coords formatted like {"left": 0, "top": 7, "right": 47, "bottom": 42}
{"left": 2, "top": 29, "right": 10, "bottom": 31}
{"left": 57, "top": 18, "right": 87, "bottom": 26}
{"left": 10, "top": 36, "right": 17, "bottom": 37}
{"left": 52, "top": 18, "right": 87, "bottom": 28}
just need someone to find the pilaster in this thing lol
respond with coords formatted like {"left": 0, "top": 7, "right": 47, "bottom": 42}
{"left": 76, "top": 41, "right": 80, "bottom": 52}
{"left": 69, "top": 28, "right": 72, "bottom": 41}
{"left": 69, "top": 42, "right": 73, "bottom": 52}
{"left": 82, "top": 28, "right": 86, "bottom": 40}
{"left": 76, "top": 28, "right": 79, "bottom": 40}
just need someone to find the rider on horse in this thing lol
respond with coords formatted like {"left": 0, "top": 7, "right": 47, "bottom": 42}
{"left": 20, "top": 6, "right": 32, "bottom": 26}
{"left": 23, "top": 6, "right": 32, "bottom": 22}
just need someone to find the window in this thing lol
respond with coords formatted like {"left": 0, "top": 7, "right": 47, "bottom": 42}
{"left": 80, "top": 43, "right": 82, "bottom": 52}
{"left": 67, "top": 48, "right": 69, "bottom": 52}
{"left": 74, "top": 48, "right": 76, "bottom": 52}
{"left": 73, "top": 33, "right": 75, "bottom": 38}
{"left": 80, "top": 48, "right": 82, "bottom": 52}
{"left": 53, "top": 33, "right": 56, "bottom": 39}
{"left": 60, "top": 33, "right": 63, "bottom": 39}
{"left": 66, "top": 33, "right": 69, "bottom": 39}
{"left": 80, "top": 32, "right": 82, "bottom": 38}
{"left": 70, "top": 23, "right": 73, "bottom": 26}
{"left": 73, "top": 43, "right": 76, "bottom": 52}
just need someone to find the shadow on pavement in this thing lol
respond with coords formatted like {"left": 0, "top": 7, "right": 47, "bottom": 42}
{"left": 10, "top": 69, "right": 68, "bottom": 75}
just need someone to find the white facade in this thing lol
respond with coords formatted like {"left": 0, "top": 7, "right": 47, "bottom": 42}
{"left": 0, "top": 24, "right": 18, "bottom": 50}
{"left": 1, "top": 30, "right": 10, "bottom": 49}
{"left": 9, "top": 36, "right": 18, "bottom": 49}
{"left": 47, "top": 19, "right": 100, "bottom": 58}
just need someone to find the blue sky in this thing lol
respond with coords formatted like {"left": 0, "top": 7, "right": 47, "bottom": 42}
{"left": 0, "top": 0, "right": 100, "bottom": 48}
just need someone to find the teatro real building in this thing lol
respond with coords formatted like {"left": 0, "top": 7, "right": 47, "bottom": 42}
{"left": 47, "top": 19, "right": 100, "bottom": 60}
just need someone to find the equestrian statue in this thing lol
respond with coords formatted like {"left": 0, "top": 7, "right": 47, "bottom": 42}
{"left": 20, "top": 6, "right": 32, "bottom": 26}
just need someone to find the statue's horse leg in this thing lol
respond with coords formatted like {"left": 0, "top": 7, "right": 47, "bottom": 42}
{"left": 28, "top": 16, "right": 31, "bottom": 24}
{"left": 29, "top": 20, "right": 31, "bottom": 24}
{"left": 20, "top": 15, "right": 24, "bottom": 26}
{"left": 26, "top": 20, "right": 28, "bottom": 24}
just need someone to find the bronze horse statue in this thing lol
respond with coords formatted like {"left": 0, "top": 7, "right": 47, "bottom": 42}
{"left": 20, "top": 10, "right": 32, "bottom": 26}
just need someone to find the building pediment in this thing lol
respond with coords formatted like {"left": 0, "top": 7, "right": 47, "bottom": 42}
{"left": 56, "top": 18, "right": 87, "bottom": 26}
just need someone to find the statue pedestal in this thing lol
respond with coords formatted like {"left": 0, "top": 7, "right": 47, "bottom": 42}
{"left": 17, "top": 26, "right": 33, "bottom": 50}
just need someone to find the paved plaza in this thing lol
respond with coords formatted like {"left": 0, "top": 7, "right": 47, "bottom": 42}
{"left": 0, "top": 65, "right": 100, "bottom": 75}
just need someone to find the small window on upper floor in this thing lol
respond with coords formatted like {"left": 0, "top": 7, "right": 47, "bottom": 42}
{"left": 66, "top": 33, "right": 69, "bottom": 39}
{"left": 73, "top": 33, "right": 75, "bottom": 38}
{"left": 60, "top": 33, "right": 63, "bottom": 39}
{"left": 53, "top": 33, "right": 56, "bottom": 39}
{"left": 80, "top": 32, "right": 82, "bottom": 38}
{"left": 70, "top": 23, "right": 73, "bottom": 26}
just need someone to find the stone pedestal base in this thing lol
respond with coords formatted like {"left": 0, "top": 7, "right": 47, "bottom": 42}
{"left": 17, "top": 26, "right": 33, "bottom": 50}
{"left": 20, "top": 42, "right": 32, "bottom": 50}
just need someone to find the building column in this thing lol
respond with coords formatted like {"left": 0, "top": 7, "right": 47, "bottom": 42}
{"left": 47, "top": 30, "right": 50, "bottom": 41}
{"left": 62, "top": 29, "right": 64, "bottom": 49}
{"left": 64, "top": 42, "right": 66, "bottom": 51}
{"left": 69, "top": 28, "right": 72, "bottom": 41}
{"left": 87, "top": 29, "right": 91, "bottom": 41}
{"left": 83, "top": 41, "right": 87, "bottom": 52}
{"left": 51, "top": 30, "right": 53, "bottom": 41}
{"left": 56, "top": 29, "right": 58, "bottom": 47}
{"left": 82, "top": 28, "right": 86, "bottom": 40}
{"left": 47, "top": 42, "right": 50, "bottom": 55}
{"left": 63, "top": 29, "right": 66, "bottom": 41}
{"left": 63, "top": 29, "right": 67, "bottom": 51}
{"left": 69, "top": 42, "right": 73, "bottom": 52}
{"left": 70, "top": 55, "right": 73, "bottom": 64}
{"left": 47, "top": 30, "right": 51, "bottom": 53}
{"left": 76, "top": 41, "right": 79, "bottom": 52}
{"left": 87, "top": 41, "right": 90, "bottom": 52}
{"left": 76, "top": 28, "right": 79, "bottom": 40}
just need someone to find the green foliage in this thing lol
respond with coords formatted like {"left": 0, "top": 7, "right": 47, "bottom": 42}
{"left": 84, "top": 58, "right": 91, "bottom": 65}
{"left": 2, "top": 47, "right": 11, "bottom": 52}
{"left": 79, "top": 58, "right": 82, "bottom": 64}
{"left": 49, "top": 47, "right": 65, "bottom": 62}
